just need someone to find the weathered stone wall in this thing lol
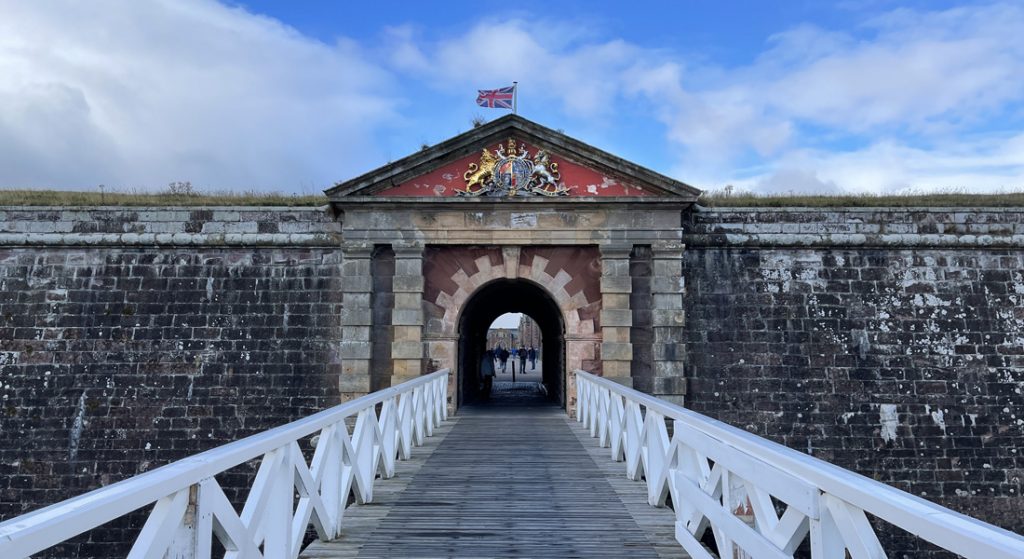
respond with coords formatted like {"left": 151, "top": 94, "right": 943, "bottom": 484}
{"left": 681, "top": 207, "right": 1024, "bottom": 552}
{"left": 3, "top": 203, "right": 1023, "bottom": 556}
{"left": 0, "top": 207, "right": 343, "bottom": 556}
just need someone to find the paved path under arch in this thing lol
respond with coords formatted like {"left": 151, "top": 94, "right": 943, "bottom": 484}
{"left": 301, "top": 386, "right": 685, "bottom": 558}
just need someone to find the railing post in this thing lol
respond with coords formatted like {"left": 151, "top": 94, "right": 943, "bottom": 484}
{"left": 263, "top": 445, "right": 293, "bottom": 557}
{"left": 575, "top": 374, "right": 585, "bottom": 422}
{"left": 166, "top": 484, "right": 200, "bottom": 559}
{"left": 379, "top": 397, "right": 397, "bottom": 479}
{"left": 317, "top": 423, "right": 342, "bottom": 538}
{"left": 810, "top": 494, "right": 846, "bottom": 559}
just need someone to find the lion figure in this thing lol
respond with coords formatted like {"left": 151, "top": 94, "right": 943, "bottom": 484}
{"left": 463, "top": 149, "right": 497, "bottom": 194}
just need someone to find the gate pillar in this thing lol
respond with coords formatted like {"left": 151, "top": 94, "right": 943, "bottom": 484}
{"left": 651, "top": 242, "right": 687, "bottom": 404}
{"left": 339, "top": 245, "right": 373, "bottom": 400}
{"left": 391, "top": 244, "right": 425, "bottom": 384}
{"left": 599, "top": 243, "right": 633, "bottom": 386}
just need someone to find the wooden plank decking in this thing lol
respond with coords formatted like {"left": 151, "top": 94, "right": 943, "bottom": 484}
{"left": 301, "top": 384, "right": 686, "bottom": 558}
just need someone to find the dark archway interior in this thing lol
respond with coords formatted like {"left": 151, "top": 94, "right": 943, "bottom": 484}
{"left": 457, "top": 279, "right": 565, "bottom": 408}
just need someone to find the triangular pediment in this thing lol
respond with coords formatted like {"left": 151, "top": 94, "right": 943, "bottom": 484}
{"left": 325, "top": 115, "right": 701, "bottom": 203}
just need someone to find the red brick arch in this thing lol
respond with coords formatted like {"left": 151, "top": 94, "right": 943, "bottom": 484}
{"left": 422, "top": 246, "right": 603, "bottom": 398}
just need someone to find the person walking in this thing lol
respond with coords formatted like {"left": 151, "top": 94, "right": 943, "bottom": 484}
{"left": 518, "top": 346, "right": 527, "bottom": 376}
{"left": 528, "top": 346, "right": 536, "bottom": 370}
{"left": 479, "top": 349, "right": 495, "bottom": 401}
{"left": 499, "top": 347, "right": 509, "bottom": 373}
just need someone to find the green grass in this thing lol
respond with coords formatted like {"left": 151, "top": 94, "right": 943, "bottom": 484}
{"left": 698, "top": 190, "right": 1024, "bottom": 208}
{"left": 2, "top": 187, "right": 1023, "bottom": 208}
{"left": 0, "top": 189, "right": 327, "bottom": 207}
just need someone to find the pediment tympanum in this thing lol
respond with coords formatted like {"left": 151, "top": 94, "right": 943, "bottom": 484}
{"left": 325, "top": 115, "right": 701, "bottom": 203}
{"left": 374, "top": 138, "right": 650, "bottom": 198}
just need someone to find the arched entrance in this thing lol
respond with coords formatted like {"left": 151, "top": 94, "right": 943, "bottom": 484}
{"left": 456, "top": 279, "right": 565, "bottom": 407}
{"left": 328, "top": 115, "right": 698, "bottom": 411}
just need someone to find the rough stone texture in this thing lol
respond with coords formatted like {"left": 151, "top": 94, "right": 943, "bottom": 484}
{"left": 369, "top": 246, "right": 395, "bottom": 393}
{"left": 0, "top": 207, "right": 343, "bottom": 557}
{"left": 682, "top": 207, "right": 1024, "bottom": 554}
{"left": 0, "top": 206, "right": 342, "bottom": 246}
{"left": 630, "top": 246, "right": 654, "bottom": 392}
{"left": 3, "top": 204, "right": 1024, "bottom": 557}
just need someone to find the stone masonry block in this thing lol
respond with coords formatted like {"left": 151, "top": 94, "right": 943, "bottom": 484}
{"left": 392, "top": 276, "right": 425, "bottom": 293}
{"left": 652, "top": 309, "right": 685, "bottom": 327}
{"left": 653, "top": 259, "right": 682, "bottom": 276}
{"left": 393, "top": 292, "right": 422, "bottom": 309}
{"left": 653, "top": 361, "right": 686, "bottom": 378}
{"left": 653, "top": 342, "right": 684, "bottom": 362}
{"left": 339, "top": 373, "right": 371, "bottom": 393}
{"left": 341, "top": 276, "right": 373, "bottom": 293}
{"left": 600, "top": 309, "right": 633, "bottom": 327}
{"left": 391, "top": 340, "right": 424, "bottom": 359}
{"left": 601, "top": 258, "right": 630, "bottom": 277}
{"left": 601, "top": 342, "right": 633, "bottom": 361}
{"left": 652, "top": 276, "right": 685, "bottom": 294}
{"left": 392, "top": 360, "right": 421, "bottom": 378}
{"left": 392, "top": 325, "right": 422, "bottom": 342}
{"left": 342, "top": 359, "right": 370, "bottom": 376}
{"left": 343, "top": 292, "right": 371, "bottom": 307}
{"left": 394, "top": 258, "right": 423, "bottom": 277}
{"left": 341, "top": 259, "right": 371, "bottom": 276}
{"left": 653, "top": 326, "right": 685, "bottom": 343}
{"left": 600, "top": 276, "right": 633, "bottom": 294}
{"left": 343, "top": 326, "right": 370, "bottom": 342}
{"left": 339, "top": 341, "right": 371, "bottom": 359}
{"left": 653, "top": 375, "right": 687, "bottom": 395}
{"left": 602, "top": 327, "right": 631, "bottom": 343}
{"left": 392, "top": 309, "right": 424, "bottom": 326}
{"left": 600, "top": 368, "right": 633, "bottom": 386}
{"left": 341, "top": 309, "right": 373, "bottom": 326}
{"left": 602, "top": 293, "right": 631, "bottom": 309}
{"left": 652, "top": 293, "right": 683, "bottom": 310}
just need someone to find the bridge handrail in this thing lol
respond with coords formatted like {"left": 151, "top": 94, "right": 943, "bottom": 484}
{"left": 0, "top": 369, "right": 450, "bottom": 559}
{"left": 575, "top": 370, "right": 1024, "bottom": 559}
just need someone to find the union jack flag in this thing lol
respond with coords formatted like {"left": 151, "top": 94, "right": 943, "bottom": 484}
{"left": 476, "top": 85, "right": 515, "bottom": 109}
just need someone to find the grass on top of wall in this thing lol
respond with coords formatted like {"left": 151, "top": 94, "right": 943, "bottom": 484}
{"left": 0, "top": 186, "right": 327, "bottom": 207}
{"left": 699, "top": 189, "right": 1024, "bottom": 208}
{"left": 2, "top": 185, "right": 1023, "bottom": 208}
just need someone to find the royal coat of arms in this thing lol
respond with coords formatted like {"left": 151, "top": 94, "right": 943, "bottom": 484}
{"left": 456, "top": 139, "right": 570, "bottom": 197}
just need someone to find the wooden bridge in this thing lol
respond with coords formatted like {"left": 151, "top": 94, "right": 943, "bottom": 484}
{"left": 2, "top": 371, "right": 1023, "bottom": 559}
{"left": 302, "top": 385, "right": 681, "bottom": 558}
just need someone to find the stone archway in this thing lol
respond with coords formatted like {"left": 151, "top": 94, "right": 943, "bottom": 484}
{"left": 421, "top": 246, "right": 603, "bottom": 410}
{"left": 455, "top": 279, "right": 564, "bottom": 406}
{"left": 328, "top": 115, "right": 698, "bottom": 412}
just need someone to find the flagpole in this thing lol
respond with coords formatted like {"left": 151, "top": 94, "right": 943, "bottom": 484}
{"left": 513, "top": 81, "right": 518, "bottom": 114}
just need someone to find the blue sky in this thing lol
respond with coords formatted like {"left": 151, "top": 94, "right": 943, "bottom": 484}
{"left": 1, "top": 1, "right": 1022, "bottom": 194}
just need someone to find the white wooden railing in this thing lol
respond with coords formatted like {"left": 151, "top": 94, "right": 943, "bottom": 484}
{"left": 575, "top": 370, "right": 1024, "bottom": 559}
{"left": 0, "top": 370, "right": 449, "bottom": 559}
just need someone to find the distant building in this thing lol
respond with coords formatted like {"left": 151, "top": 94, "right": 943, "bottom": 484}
{"left": 486, "top": 327, "right": 518, "bottom": 350}
{"left": 517, "top": 314, "right": 540, "bottom": 348}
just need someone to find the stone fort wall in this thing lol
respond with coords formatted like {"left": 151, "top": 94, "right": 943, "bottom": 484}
{"left": 0, "top": 205, "right": 1021, "bottom": 555}
{"left": 681, "top": 207, "right": 1024, "bottom": 552}
{"left": 0, "top": 207, "right": 344, "bottom": 556}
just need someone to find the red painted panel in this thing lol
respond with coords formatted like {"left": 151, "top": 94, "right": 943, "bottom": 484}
{"left": 375, "top": 140, "right": 652, "bottom": 197}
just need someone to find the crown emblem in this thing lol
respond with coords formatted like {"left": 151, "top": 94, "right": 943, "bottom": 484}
{"left": 456, "top": 139, "right": 570, "bottom": 197}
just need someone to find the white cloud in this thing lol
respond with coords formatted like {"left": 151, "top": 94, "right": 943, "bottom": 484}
{"left": 657, "top": 2, "right": 1024, "bottom": 192}
{"left": 729, "top": 133, "right": 1024, "bottom": 194}
{"left": 0, "top": 0, "right": 396, "bottom": 190}
{"left": 386, "top": 20, "right": 640, "bottom": 118}
{"left": 393, "top": 5, "right": 1024, "bottom": 194}
{"left": 2, "top": 2, "right": 1022, "bottom": 195}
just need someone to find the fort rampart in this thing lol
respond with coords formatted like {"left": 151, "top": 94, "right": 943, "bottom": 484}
{"left": 1, "top": 205, "right": 1021, "bottom": 555}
